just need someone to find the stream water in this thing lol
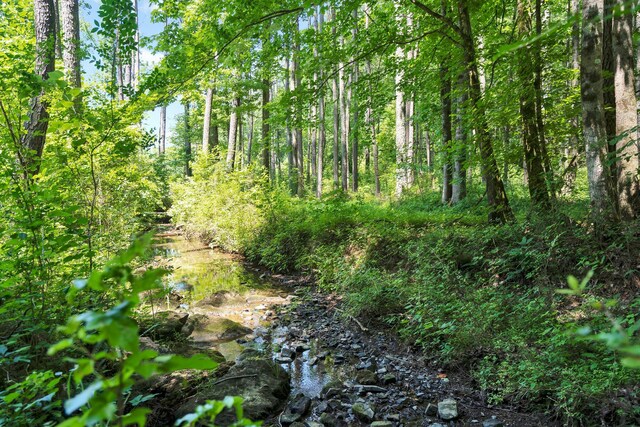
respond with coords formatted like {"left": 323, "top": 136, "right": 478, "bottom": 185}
{"left": 152, "top": 231, "right": 339, "bottom": 400}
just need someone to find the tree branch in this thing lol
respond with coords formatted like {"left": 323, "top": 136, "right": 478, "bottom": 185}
{"left": 407, "top": 0, "right": 463, "bottom": 37}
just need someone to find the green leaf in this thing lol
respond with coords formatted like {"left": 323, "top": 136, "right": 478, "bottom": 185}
{"left": 64, "top": 380, "right": 103, "bottom": 414}
{"left": 121, "top": 407, "right": 151, "bottom": 426}
{"left": 155, "top": 354, "right": 218, "bottom": 373}
{"left": 48, "top": 338, "right": 74, "bottom": 356}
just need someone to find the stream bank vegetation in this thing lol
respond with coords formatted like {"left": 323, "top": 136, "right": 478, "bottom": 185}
{"left": 2, "top": 0, "right": 640, "bottom": 425}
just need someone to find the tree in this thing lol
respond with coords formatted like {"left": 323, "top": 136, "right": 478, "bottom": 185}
{"left": 22, "top": 0, "right": 56, "bottom": 173}
{"left": 60, "top": 0, "right": 80, "bottom": 89}
{"left": 581, "top": 0, "right": 611, "bottom": 216}
{"left": 612, "top": 0, "right": 639, "bottom": 218}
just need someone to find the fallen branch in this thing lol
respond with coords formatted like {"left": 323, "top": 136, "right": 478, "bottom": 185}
{"left": 348, "top": 315, "right": 369, "bottom": 332}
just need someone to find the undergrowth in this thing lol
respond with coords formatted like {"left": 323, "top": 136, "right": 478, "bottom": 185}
{"left": 171, "top": 164, "right": 640, "bottom": 425}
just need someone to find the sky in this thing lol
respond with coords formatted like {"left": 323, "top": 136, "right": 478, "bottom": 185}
{"left": 81, "top": 0, "right": 181, "bottom": 147}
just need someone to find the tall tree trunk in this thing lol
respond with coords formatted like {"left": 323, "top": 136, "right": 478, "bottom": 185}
{"left": 293, "top": 21, "right": 304, "bottom": 196}
{"left": 226, "top": 97, "right": 239, "bottom": 171}
{"left": 184, "top": 102, "right": 192, "bottom": 177}
{"left": 331, "top": 8, "right": 340, "bottom": 189}
{"left": 351, "top": 7, "right": 359, "bottom": 192}
{"left": 562, "top": 0, "right": 580, "bottom": 196}
{"left": 458, "top": 0, "right": 512, "bottom": 222}
{"left": 203, "top": 87, "right": 214, "bottom": 153}
{"left": 395, "top": 43, "right": 407, "bottom": 197}
{"left": 286, "top": 56, "right": 295, "bottom": 194}
{"left": 237, "top": 112, "right": 244, "bottom": 170}
{"left": 613, "top": 0, "right": 639, "bottom": 218}
{"left": 339, "top": 39, "right": 349, "bottom": 192}
{"left": 132, "top": 0, "right": 140, "bottom": 89}
{"left": 159, "top": 105, "right": 166, "bottom": 155}
{"left": 517, "top": 0, "right": 550, "bottom": 208}
{"left": 60, "top": 0, "right": 80, "bottom": 91}
{"left": 441, "top": 63, "right": 453, "bottom": 204}
{"left": 247, "top": 113, "right": 254, "bottom": 165}
{"left": 582, "top": 0, "right": 612, "bottom": 215}
{"left": 603, "top": 0, "right": 618, "bottom": 197}
{"left": 317, "top": 6, "right": 326, "bottom": 198}
{"left": 22, "top": 0, "right": 56, "bottom": 173}
{"left": 452, "top": 71, "right": 468, "bottom": 203}
{"left": 262, "top": 79, "right": 271, "bottom": 174}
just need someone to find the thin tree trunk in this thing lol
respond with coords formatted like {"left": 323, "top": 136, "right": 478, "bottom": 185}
{"left": 458, "top": 0, "right": 512, "bottom": 222}
{"left": 603, "top": 0, "right": 618, "bottom": 199}
{"left": 517, "top": 0, "right": 550, "bottom": 208}
{"left": 226, "top": 97, "right": 239, "bottom": 171}
{"left": 452, "top": 71, "right": 468, "bottom": 203}
{"left": 339, "top": 39, "right": 349, "bottom": 192}
{"left": 159, "top": 105, "right": 166, "bottom": 154}
{"left": 562, "top": 0, "right": 580, "bottom": 196}
{"left": 22, "top": 0, "right": 56, "bottom": 173}
{"left": 582, "top": 0, "right": 611, "bottom": 216}
{"left": 286, "top": 55, "right": 295, "bottom": 194}
{"left": 203, "top": 87, "right": 214, "bottom": 153}
{"left": 441, "top": 63, "right": 453, "bottom": 204}
{"left": 293, "top": 20, "right": 304, "bottom": 196}
{"left": 351, "top": 7, "right": 359, "bottom": 192}
{"left": 184, "top": 102, "right": 192, "bottom": 177}
{"left": 262, "top": 79, "right": 271, "bottom": 175}
{"left": 613, "top": 0, "right": 639, "bottom": 218}
{"left": 317, "top": 6, "right": 325, "bottom": 198}
{"left": 331, "top": 8, "right": 340, "bottom": 189}
{"left": 247, "top": 113, "right": 254, "bottom": 165}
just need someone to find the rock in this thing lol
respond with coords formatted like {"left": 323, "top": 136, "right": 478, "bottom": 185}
{"left": 305, "top": 423, "right": 324, "bottom": 427}
{"left": 141, "top": 311, "right": 189, "bottom": 340}
{"left": 482, "top": 419, "right": 504, "bottom": 427}
{"left": 281, "top": 347, "right": 296, "bottom": 360}
{"left": 425, "top": 403, "right": 438, "bottom": 417}
{"left": 355, "top": 370, "right": 378, "bottom": 385}
{"left": 308, "top": 357, "right": 318, "bottom": 366}
{"left": 429, "top": 424, "right": 447, "bottom": 427}
{"left": 371, "top": 422, "right": 393, "bottom": 427}
{"left": 437, "top": 398, "right": 458, "bottom": 420}
{"left": 176, "top": 356, "right": 290, "bottom": 424}
{"left": 355, "top": 385, "right": 386, "bottom": 394}
{"left": 189, "top": 317, "right": 252, "bottom": 343}
{"left": 382, "top": 373, "right": 396, "bottom": 385}
{"left": 287, "top": 394, "right": 311, "bottom": 416}
{"left": 352, "top": 402, "right": 375, "bottom": 422}
{"left": 195, "top": 291, "right": 234, "bottom": 307}
{"left": 236, "top": 348, "right": 264, "bottom": 362}
{"left": 139, "top": 336, "right": 164, "bottom": 353}
{"left": 320, "top": 413, "right": 338, "bottom": 427}
{"left": 385, "top": 414, "right": 401, "bottom": 421}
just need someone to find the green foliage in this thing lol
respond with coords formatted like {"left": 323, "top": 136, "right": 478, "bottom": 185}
{"left": 175, "top": 396, "right": 259, "bottom": 427}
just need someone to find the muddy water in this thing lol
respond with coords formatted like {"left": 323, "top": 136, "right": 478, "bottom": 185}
{"left": 152, "top": 231, "right": 338, "bottom": 399}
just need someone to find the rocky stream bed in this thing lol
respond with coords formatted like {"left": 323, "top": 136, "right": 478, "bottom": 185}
{"left": 139, "top": 231, "right": 554, "bottom": 427}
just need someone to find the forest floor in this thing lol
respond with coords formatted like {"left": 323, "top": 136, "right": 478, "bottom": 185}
{"left": 261, "top": 273, "right": 555, "bottom": 427}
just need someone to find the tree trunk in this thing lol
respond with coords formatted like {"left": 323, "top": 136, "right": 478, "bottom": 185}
{"left": 286, "top": 55, "right": 295, "bottom": 194}
{"left": 351, "top": 7, "right": 359, "bottom": 192}
{"left": 262, "top": 79, "right": 271, "bottom": 174}
{"left": 458, "top": 0, "right": 512, "bottom": 222}
{"left": 159, "top": 105, "right": 166, "bottom": 155}
{"left": 331, "top": 8, "right": 340, "bottom": 190}
{"left": 339, "top": 39, "right": 349, "bottom": 192}
{"left": 226, "top": 97, "right": 239, "bottom": 171}
{"left": 184, "top": 102, "right": 192, "bottom": 177}
{"left": 203, "top": 87, "right": 214, "bottom": 153}
{"left": 452, "top": 71, "right": 468, "bottom": 203}
{"left": 603, "top": 0, "right": 618, "bottom": 197}
{"left": 581, "top": 0, "right": 612, "bottom": 215}
{"left": 293, "top": 21, "right": 304, "bottom": 196}
{"left": 562, "top": 0, "right": 580, "bottom": 196}
{"left": 441, "top": 64, "right": 453, "bottom": 204}
{"left": 613, "top": 0, "right": 639, "bottom": 218}
{"left": 60, "top": 0, "right": 80, "bottom": 90}
{"left": 517, "top": 0, "right": 550, "bottom": 208}
{"left": 247, "top": 113, "right": 254, "bottom": 165}
{"left": 22, "top": 0, "right": 56, "bottom": 173}
{"left": 317, "top": 6, "right": 326, "bottom": 199}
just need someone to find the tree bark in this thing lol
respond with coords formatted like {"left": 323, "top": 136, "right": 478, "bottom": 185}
{"left": 203, "top": 87, "right": 214, "bottom": 153}
{"left": 22, "top": 0, "right": 56, "bottom": 173}
{"left": 317, "top": 6, "right": 326, "bottom": 198}
{"left": 262, "top": 78, "right": 271, "bottom": 174}
{"left": 339, "top": 38, "right": 349, "bottom": 192}
{"left": 226, "top": 97, "right": 239, "bottom": 171}
{"left": 612, "top": 0, "right": 639, "bottom": 218}
{"left": 582, "top": 0, "right": 612, "bottom": 216}
{"left": 517, "top": 0, "right": 550, "bottom": 208}
{"left": 292, "top": 20, "right": 304, "bottom": 196}
{"left": 60, "top": 0, "right": 80, "bottom": 89}
{"left": 441, "top": 63, "right": 453, "bottom": 204}
{"left": 458, "top": 0, "right": 512, "bottom": 222}
{"left": 184, "top": 102, "right": 192, "bottom": 177}
{"left": 159, "top": 105, "right": 166, "bottom": 155}
{"left": 452, "top": 71, "right": 468, "bottom": 203}
{"left": 351, "top": 7, "right": 359, "bottom": 192}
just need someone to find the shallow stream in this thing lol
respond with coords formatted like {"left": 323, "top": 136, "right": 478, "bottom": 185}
{"left": 152, "top": 231, "right": 339, "bottom": 400}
